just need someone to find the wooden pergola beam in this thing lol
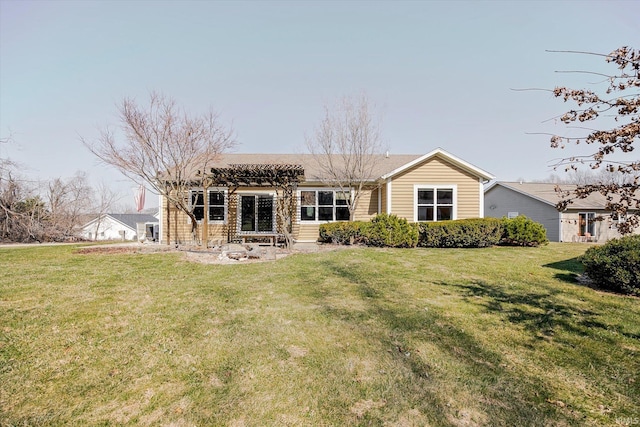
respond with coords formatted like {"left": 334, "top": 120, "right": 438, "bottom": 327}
{"left": 205, "top": 163, "right": 305, "bottom": 187}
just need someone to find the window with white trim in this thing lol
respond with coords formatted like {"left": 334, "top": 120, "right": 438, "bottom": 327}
{"left": 190, "top": 189, "right": 227, "bottom": 222}
{"left": 578, "top": 212, "right": 596, "bottom": 238}
{"left": 415, "top": 186, "right": 455, "bottom": 221}
{"left": 300, "top": 189, "right": 350, "bottom": 222}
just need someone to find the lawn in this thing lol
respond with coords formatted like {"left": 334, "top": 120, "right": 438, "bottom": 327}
{"left": 0, "top": 243, "right": 638, "bottom": 426}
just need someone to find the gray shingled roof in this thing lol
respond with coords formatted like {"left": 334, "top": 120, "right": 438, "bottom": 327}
{"left": 493, "top": 182, "right": 628, "bottom": 209}
{"left": 207, "top": 153, "right": 422, "bottom": 182}
{"left": 107, "top": 214, "right": 158, "bottom": 230}
{"left": 206, "top": 149, "right": 494, "bottom": 182}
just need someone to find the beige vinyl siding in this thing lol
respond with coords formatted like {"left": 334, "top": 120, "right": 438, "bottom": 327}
{"left": 353, "top": 186, "right": 380, "bottom": 220}
{"left": 389, "top": 156, "right": 481, "bottom": 221}
{"left": 296, "top": 223, "right": 321, "bottom": 242}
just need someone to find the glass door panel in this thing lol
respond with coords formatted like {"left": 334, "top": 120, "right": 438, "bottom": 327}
{"left": 257, "top": 196, "right": 273, "bottom": 232}
{"left": 241, "top": 196, "right": 255, "bottom": 232}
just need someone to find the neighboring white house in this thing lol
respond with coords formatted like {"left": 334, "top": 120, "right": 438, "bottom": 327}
{"left": 82, "top": 213, "right": 159, "bottom": 241}
{"left": 484, "top": 181, "right": 639, "bottom": 243}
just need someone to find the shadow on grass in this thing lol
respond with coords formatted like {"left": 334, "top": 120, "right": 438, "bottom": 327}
{"left": 542, "top": 256, "right": 583, "bottom": 284}
{"left": 312, "top": 259, "right": 572, "bottom": 425}
{"left": 437, "top": 280, "right": 640, "bottom": 343}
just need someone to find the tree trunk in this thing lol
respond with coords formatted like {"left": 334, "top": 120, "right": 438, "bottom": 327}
{"left": 202, "top": 185, "right": 209, "bottom": 247}
{"left": 165, "top": 200, "right": 171, "bottom": 245}
{"left": 173, "top": 206, "right": 178, "bottom": 245}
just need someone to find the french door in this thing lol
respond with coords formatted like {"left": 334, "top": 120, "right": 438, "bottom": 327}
{"left": 240, "top": 195, "right": 274, "bottom": 232}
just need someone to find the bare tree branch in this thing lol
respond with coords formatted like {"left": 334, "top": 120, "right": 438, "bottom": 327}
{"left": 543, "top": 46, "right": 640, "bottom": 233}
{"left": 81, "top": 92, "right": 235, "bottom": 244}
{"left": 306, "top": 94, "right": 387, "bottom": 220}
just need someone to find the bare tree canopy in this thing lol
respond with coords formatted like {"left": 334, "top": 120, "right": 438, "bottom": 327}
{"left": 546, "top": 47, "right": 640, "bottom": 233}
{"left": 82, "top": 92, "right": 235, "bottom": 244}
{"left": 306, "top": 94, "right": 386, "bottom": 220}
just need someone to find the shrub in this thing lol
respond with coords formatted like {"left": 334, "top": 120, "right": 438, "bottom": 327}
{"left": 318, "top": 221, "right": 367, "bottom": 245}
{"left": 580, "top": 235, "right": 640, "bottom": 295}
{"left": 500, "top": 215, "right": 548, "bottom": 246}
{"left": 418, "top": 218, "right": 503, "bottom": 248}
{"left": 362, "top": 213, "right": 419, "bottom": 248}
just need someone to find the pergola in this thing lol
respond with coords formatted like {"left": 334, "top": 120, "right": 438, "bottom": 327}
{"left": 206, "top": 164, "right": 305, "bottom": 188}
{"left": 199, "top": 163, "right": 305, "bottom": 247}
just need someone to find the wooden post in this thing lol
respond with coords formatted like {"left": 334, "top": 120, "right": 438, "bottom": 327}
{"left": 202, "top": 183, "right": 209, "bottom": 247}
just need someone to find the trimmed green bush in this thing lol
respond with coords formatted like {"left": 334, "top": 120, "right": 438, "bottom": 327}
{"left": 500, "top": 215, "right": 548, "bottom": 246}
{"left": 362, "top": 213, "right": 419, "bottom": 248}
{"left": 418, "top": 218, "right": 503, "bottom": 248}
{"left": 318, "top": 221, "right": 367, "bottom": 245}
{"left": 580, "top": 235, "right": 640, "bottom": 295}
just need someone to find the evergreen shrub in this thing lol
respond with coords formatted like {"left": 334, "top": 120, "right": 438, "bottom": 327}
{"left": 580, "top": 235, "right": 640, "bottom": 295}
{"left": 418, "top": 218, "right": 503, "bottom": 248}
{"left": 500, "top": 215, "right": 548, "bottom": 246}
{"left": 361, "top": 213, "right": 419, "bottom": 248}
{"left": 318, "top": 221, "right": 367, "bottom": 245}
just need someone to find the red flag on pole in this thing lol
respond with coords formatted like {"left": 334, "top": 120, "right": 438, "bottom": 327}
{"left": 133, "top": 185, "right": 146, "bottom": 212}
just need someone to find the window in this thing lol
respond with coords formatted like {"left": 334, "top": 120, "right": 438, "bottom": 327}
{"left": 507, "top": 211, "right": 519, "bottom": 219}
{"left": 190, "top": 189, "right": 226, "bottom": 222}
{"left": 612, "top": 212, "right": 627, "bottom": 229}
{"left": 240, "top": 194, "right": 274, "bottom": 232}
{"left": 300, "top": 189, "right": 350, "bottom": 222}
{"left": 579, "top": 212, "right": 596, "bottom": 238}
{"left": 415, "top": 186, "right": 455, "bottom": 221}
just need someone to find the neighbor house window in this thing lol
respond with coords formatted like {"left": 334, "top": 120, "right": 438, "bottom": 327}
{"left": 300, "top": 189, "right": 350, "bottom": 222}
{"left": 612, "top": 212, "right": 627, "bottom": 229}
{"left": 578, "top": 212, "right": 596, "bottom": 238}
{"left": 415, "top": 185, "right": 456, "bottom": 221}
{"left": 190, "top": 189, "right": 227, "bottom": 222}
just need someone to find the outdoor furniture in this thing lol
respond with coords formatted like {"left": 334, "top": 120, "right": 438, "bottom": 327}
{"left": 239, "top": 233, "right": 282, "bottom": 246}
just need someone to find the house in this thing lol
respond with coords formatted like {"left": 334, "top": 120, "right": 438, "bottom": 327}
{"left": 82, "top": 213, "right": 159, "bottom": 241}
{"left": 484, "top": 181, "right": 639, "bottom": 243}
{"left": 158, "top": 148, "right": 495, "bottom": 245}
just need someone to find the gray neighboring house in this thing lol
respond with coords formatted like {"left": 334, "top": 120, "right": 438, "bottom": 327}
{"left": 82, "top": 213, "right": 159, "bottom": 241}
{"left": 484, "top": 181, "right": 638, "bottom": 243}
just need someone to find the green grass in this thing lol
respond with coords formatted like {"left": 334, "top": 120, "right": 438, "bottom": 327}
{"left": 0, "top": 243, "right": 638, "bottom": 426}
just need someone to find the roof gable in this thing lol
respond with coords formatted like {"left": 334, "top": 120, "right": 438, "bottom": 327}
{"left": 380, "top": 148, "right": 494, "bottom": 181}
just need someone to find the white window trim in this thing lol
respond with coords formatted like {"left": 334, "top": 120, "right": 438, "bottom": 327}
{"left": 297, "top": 188, "right": 352, "bottom": 224}
{"left": 578, "top": 211, "right": 597, "bottom": 239}
{"left": 413, "top": 184, "right": 458, "bottom": 222}
{"left": 478, "top": 179, "right": 484, "bottom": 218}
{"left": 188, "top": 187, "right": 228, "bottom": 225}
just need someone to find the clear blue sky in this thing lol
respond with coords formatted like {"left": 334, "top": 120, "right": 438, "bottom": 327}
{"left": 1, "top": 0, "right": 638, "bottom": 210}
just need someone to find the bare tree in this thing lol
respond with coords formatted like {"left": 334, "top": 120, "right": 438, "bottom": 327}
{"left": 539, "top": 168, "right": 640, "bottom": 186}
{"left": 0, "top": 135, "right": 44, "bottom": 242}
{"left": 86, "top": 181, "right": 120, "bottom": 240}
{"left": 543, "top": 47, "right": 640, "bottom": 234}
{"left": 0, "top": 166, "right": 50, "bottom": 242}
{"left": 44, "top": 172, "right": 93, "bottom": 240}
{"left": 82, "top": 92, "right": 235, "bottom": 244}
{"left": 306, "top": 94, "right": 386, "bottom": 220}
